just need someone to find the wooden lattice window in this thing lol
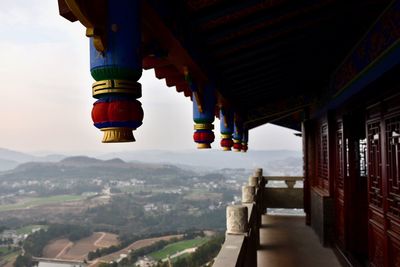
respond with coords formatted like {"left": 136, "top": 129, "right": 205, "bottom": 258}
{"left": 336, "top": 121, "right": 344, "bottom": 190}
{"left": 367, "top": 121, "right": 383, "bottom": 209}
{"left": 385, "top": 115, "right": 400, "bottom": 218}
{"left": 317, "top": 123, "right": 329, "bottom": 190}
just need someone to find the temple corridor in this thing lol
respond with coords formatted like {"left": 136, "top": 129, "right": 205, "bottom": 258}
{"left": 258, "top": 215, "right": 342, "bottom": 267}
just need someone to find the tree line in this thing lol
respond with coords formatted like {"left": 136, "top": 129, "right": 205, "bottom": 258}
{"left": 88, "top": 230, "right": 204, "bottom": 261}
{"left": 157, "top": 234, "right": 224, "bottom": 267}
{"left": 95, "top": 233, "right": 223, "bottom": 267}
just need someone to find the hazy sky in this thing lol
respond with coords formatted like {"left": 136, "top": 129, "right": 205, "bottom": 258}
{"left": 0, "top": 0, "right": 301, "bottom": 154}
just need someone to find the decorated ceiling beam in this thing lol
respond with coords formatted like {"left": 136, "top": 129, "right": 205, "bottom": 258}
{"left": 194, "top": 0, "right": 289, "bottom": 31}
{"left": 58, "top": 0, "right": 229, "bottom": 144}
{"left": 185, "top": 0, "right": 225, "bottom": 12}
{"left": 245, "top": 96, "right": 309, "bottom": 131}
{"left": 57, "top": 0, "right": 375, "bottom": 143}
{"left": 246, "top": 108, "right": 304, "bottom": 132}
{"left": 214, "top": 15, "right": 331, "bottom": 59}
{"left": 330, "top": 0, "right": 400, "bottom": 109}
{"left": 58, "top": 0, "right": 211, "bottom": 87}
{"left": 60, "top": 0, "right": 107, "bottom": 52}
{"left": 204, "top": 0, "right": 334, "bottom": 47}
{"left": 141, "top": 2, "right": 209, "bottom": 85}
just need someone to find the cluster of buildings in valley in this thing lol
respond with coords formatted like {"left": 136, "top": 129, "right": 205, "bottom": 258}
{"left": 143, "top": 203, "right": 172, "bottom": 212}
{"left": 0, "top": 164, "right": 301, "bottom": 200}
{"left": 0, "top": 226, "right": 42, "bottom": 246}
{"left": 0, "top": 177, "right": 147, "bottom": 200}
{"left": 0, "top": 230, "right": 25, "bottom": 246}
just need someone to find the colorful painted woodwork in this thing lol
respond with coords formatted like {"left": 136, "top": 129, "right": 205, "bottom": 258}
{"left": 91, "top": 97, "right": 143, "bottom": 142}
{"left": 242, "top": 129, "right": 248, "bottom": 152}
{"left": 331, "top": 1, "right": 400, "bottom": 102}
{"left": 192, "top": 84, "right": 216, "bottom": 149}
{"left": 233, "top": 116, "right": 243, "bottom": 152}
{"left": 220, "top": 108, "right": 234, "bottom": 151}
{"left": 90, "top": 0, "right": 143, "bottom": 142}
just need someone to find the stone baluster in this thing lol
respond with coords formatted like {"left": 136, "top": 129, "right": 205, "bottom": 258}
{"left": 285, "top": 179, "right": 296, "bottom": 189}
{"left": 242, "top": 185, "right": 256, "bottom": 203}
{"left": 253, "top": 168, "right": 266, "bottom": 215}
{"left": 226, "top": 205, "right": 248, "bottom": 235}
{"left": 248, "top": 175, "right": 259, "bottom": 187}
{"left": 254, "top": 168, "right": 263, "bottom": 178}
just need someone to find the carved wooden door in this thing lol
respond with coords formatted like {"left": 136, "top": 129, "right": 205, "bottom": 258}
{"left": 367, "top": 100, "right": 400, "bottom": 267}
{"left": 334, "top": 120, "right": 346, "bottom": 248}
{"left": 367, "top": 119, "right": 386, "bottom": 267}
{"left": 384, "top": 113, "right": 400, "bottom": 267}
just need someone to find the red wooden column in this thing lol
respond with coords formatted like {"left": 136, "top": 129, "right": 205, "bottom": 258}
{"left": 333, "top": 118, "right": 347, "bottom": 249}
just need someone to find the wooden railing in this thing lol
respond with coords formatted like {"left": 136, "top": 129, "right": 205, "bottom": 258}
{"left": 213, "top": 169, "right": 304, "bottom": 267}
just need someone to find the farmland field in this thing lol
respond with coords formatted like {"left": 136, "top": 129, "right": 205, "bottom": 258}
{"left": 42, "top": 232, "right": 119, "bottom": 260}
{"left": 97, "top": 234, "right": 182, "bottom": 263}
{"left": 149, "top": 237, "right": 209, "bottom": 261}
{"left": 0, "top": 195, "right": 85, "bottom": 212}
{"left": 43, "top": 238, "right": 71, "bottom": 258}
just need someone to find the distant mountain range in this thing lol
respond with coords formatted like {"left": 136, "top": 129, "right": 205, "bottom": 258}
{"left": 98, "top": 149, "right": 302, "bottom": 171}
{"left": 0, "top": 148, "right": 65, "bottom": 171}
{"left": 0, "top": 147, "right": 302, "bottom": 173}
{"left": 0, "top": 156, "right": 191, "bottom": 181}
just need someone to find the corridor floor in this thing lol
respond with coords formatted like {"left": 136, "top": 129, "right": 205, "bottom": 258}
{"left": 257, "top": 215, "right": 342, "bottom": 267}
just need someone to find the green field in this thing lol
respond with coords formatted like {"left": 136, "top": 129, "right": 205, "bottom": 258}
{"left": 149, "top": 237, "right": 209, "bottom": 261}
{"left": 0, "top": 195, "right": 85, "bottom": 212}
{"left": 0, "top": 250, "right": 20, "bottom": 266}
{"left": 0, "top": 247, "right": 20, "bottom": 260}
{"left": 0, "top": 247, "right": 12, "bottom": 254}
{"left": 16, "top": 224, "right": 48, "bottom": 235}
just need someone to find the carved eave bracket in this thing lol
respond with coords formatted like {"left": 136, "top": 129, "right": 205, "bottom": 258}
{"left": 58, "top": 0, "right": 107, "bottom": 53}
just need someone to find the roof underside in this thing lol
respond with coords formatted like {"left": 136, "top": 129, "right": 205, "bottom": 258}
{"left": 147, "top": 0, "right": 391, "bottom": 130}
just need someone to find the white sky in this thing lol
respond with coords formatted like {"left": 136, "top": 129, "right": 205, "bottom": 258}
{"left": 0, "top": 0, "right": 301, "bottom": 153}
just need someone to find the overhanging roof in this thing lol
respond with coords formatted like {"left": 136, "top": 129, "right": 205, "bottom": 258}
{"left": 59, "top": 0, "right": 394, "bottom": 131}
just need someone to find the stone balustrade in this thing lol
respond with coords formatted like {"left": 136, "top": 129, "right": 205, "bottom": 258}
{"left": 213, "top": 169, "right": 304, "bottom": 267}
{"left": 264, "top": 176, "right": 303, "bottom": 209}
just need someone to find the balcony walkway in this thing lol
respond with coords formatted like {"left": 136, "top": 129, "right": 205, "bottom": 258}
{"left": 258, "top": 214, "right": 342, "bottom": 267}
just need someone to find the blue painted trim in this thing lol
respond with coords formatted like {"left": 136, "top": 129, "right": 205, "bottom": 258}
{"left": 327, "top": 43, "right": 400, "bottom": 111}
